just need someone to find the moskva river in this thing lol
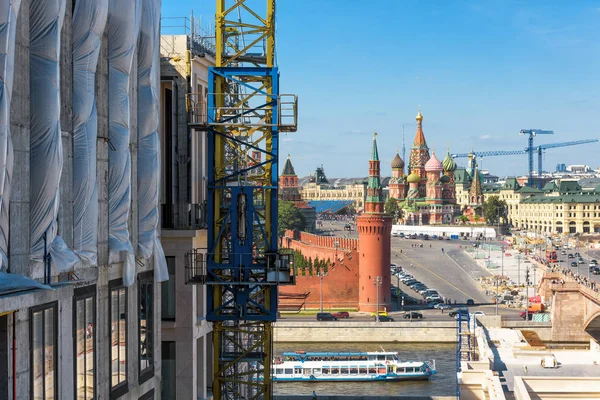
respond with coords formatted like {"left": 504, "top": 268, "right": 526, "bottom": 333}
{"left": 273, "top": 342, "right": 457, "bottom": 397}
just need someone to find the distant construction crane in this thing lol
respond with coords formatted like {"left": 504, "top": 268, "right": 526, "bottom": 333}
{"left": 451, "top": 137, "right": 599, "bottom": 188}
{"left": 519, "top": 129, "right": 554, "bottom": 187}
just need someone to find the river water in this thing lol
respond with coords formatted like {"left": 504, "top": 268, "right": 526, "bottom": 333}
{"left": 273, "top": 342, "right": 457, "bottom": 397}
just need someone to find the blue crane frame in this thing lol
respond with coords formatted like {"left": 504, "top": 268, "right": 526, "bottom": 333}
{"left": 206, "top": 66, "right": 280, "bottom": 323}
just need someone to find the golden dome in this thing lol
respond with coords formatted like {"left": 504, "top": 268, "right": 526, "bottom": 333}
{"left": 416, "top": 106, "right": 423, "bottom": 122}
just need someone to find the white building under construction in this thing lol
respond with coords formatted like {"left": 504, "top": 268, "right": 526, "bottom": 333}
{"left": 0, "top": 1, "right": 168, "bottom": 399}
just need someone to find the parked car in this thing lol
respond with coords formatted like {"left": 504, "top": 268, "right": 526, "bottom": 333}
{"left": 426, "top": 295, "right": 442, "bottom": 302}
{"left": 592, "top": 259, "right": 598, "bottom": 265}
{"left": 471, "top": 311, "right": 486, "bottom": 317}
{"left": 399, "top": 233, "right": 405, "bottom": 238}
{"left": 332, "top": 311, "right": 350, "bottom": 319}
{"left": 370, "top": 310, "right": 388, "bottom": 317}
{"left": 316, "top": 313, "right": 337, "bottom": 321}
{"left": 435, "top": 304, "right": 452, "bottom": 310}
{"left": 578, "top": 258, "right": 586, "bottom": 264}
{"left": 593, "top": 267, "right": 600, "bottom": 275}
{"left": 403, "top": 311, "right": 424, "bottom": 319}
{"left": 466, "top": 299, "right": 475, "bottom": 306}
{"left": 570, "top": 261, "right": 578, "bottom": 267}
{"left": 568, "top": 254, "right": 574, "bottom": 258}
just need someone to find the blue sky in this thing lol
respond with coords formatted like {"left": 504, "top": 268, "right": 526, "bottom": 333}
{"left": 162, "top": 1, "right": 600, "bottom": 179}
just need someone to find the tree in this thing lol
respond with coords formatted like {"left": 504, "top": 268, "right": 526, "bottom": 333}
{"left": 458, "top": 215, "right": 469, "bottom": 225}
{"left": 278, "top": 201, "right": 306, "bottom": 236}
{"left": 483, "top": 196, "right": 508, "bottom": 225}
{"left": 384, "top": 197, "right": 403, "bottom": 221}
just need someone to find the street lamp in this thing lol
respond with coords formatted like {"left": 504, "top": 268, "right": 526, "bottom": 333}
{"left": 318, "top": 271, "right": 326, "bottom": 312}
{"left": 373, "top": 276, "right": 383, "bottom": 322}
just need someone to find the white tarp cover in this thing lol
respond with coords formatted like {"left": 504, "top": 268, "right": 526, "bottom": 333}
{"left": 72, "top": 0, "right": 108, "bottom": 266}
{"left": 30, "top": 0, "right": 78, "bottom": 274}
{"left": 0, "top": 272, "right": 53, "bottom": 294}
{"left": 0, "top": 0, "right": 21, "bottom": 271}
{"left": 137, "top": 0, "right": 167, "bottom": 282}
{"left": 108, "top": 0, "right": 142, "bottom": 286}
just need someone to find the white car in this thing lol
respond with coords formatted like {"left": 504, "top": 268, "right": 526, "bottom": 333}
{"left": 435, "top": 304, "right": 451, "bottom": 310}
{"left": 471, "top": 311, "right": 486, "bottom": 317}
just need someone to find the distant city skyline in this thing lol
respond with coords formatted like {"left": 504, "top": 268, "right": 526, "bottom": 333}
{"left": 162, "top": 1, "right": 600, "bottom": 178}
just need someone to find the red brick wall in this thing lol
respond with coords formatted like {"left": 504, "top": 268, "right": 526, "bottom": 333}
{"left": 280, "top": 231, "right": 359, "bottom": 310}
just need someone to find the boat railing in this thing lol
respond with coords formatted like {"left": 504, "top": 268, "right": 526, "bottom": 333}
{"left": 424, "top": 359, "right": 436, "bottom": 372}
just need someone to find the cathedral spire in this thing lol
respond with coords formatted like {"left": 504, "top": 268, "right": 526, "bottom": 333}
{"left": 365, "top": 133, "right": 384, "bottom": 213}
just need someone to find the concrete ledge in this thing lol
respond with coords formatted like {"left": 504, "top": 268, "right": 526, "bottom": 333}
{"left": 274, "top": 321, "right": 458, "bottom": 343}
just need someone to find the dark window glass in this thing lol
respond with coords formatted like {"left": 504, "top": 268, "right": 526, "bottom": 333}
{"left": 110, "top": 283, "right": 127, "bottom": 392}
{"left": 161, "top": 257, "right": 175, "bottom": 320}
{"left": 139, "top": 273, "right": 154, "bottom": 382}
{"left": 74, "top": 287, "right": 96, "bottom": 399}
{"left": 31, "top": 302, "right": 57, "bottom": 399}
{"left": 161, "top": 341, "right": 176, "bottom": 400}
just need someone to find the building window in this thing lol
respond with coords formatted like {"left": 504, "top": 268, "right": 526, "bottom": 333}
{"left": 161, "top": 341, "right": 176, "bottom": 400}
{"left": 109, "top": 280, "right": 128, "bottom": 398}
{"left": 31, "top": 302, "right": 58, "bottom": 399}
{"left": 74, "top": 286, "right": 96, "bottom": 399}
{"left": 162, "top": 257, "right": 176, "bottom": 320}
{"left": 139, "top": 272, "right": 154, "bottom": 383}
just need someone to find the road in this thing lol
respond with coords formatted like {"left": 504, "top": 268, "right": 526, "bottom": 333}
{"left": 318, "top": 220, "right": 522, "bottom": 319}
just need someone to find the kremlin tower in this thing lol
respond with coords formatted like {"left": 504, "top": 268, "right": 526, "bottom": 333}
{"left": 357, "top": 133, "right": 392, "bottom": 312}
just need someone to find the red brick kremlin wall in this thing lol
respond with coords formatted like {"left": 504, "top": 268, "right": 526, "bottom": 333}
{"left": 280, "top": 230, "right": 360, "bottom": 310}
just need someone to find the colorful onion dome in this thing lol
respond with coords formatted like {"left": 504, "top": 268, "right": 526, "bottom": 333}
{"left": 391, "top": 152, "right": 404, "bottom": 169}
{"left": 424, "top": 150, "right": 443, "bottom": 172}
{"left": 442, "top": 150, "right": 457, "bottom": 172}
{"left": 407, "top": 171, "right": 421, "bottom": 183}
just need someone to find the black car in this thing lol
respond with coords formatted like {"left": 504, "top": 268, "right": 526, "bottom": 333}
{"left": 466, "top": 299, "right": 475, "bottom": 306}
{"left": 593, "top": 267, "right": 600, "bottom": 275}
{"left": 570, "top": 261, "right": 577, "bottom": 267}
{"left": 568, "top": 254, "right": 574, "bottom": 258}
{"left": 449, "top": 309, "right": 469, "bottom": 318}
{"left": 316, "top": 312, "right": 337, "bottom": 321}
{"left": 403, "top": 311, "right": 423, "bottom": 319}
{"left": 376, "top": 315, "right": 395, "bottom": 322}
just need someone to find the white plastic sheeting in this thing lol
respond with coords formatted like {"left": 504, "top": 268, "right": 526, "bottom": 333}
{"left": 72, "top": 0, "right": 108, "bottom": 266}
{"left": 108, "top": 0, "right": 142, "bottom": 286}
{"left": 30, "top": 0, "right": 79, "bottom": 274}
{"left": 137, "top": 0, "right": 167, "bottom": 282}
{"left": 0, "top": 0, "right": 21, "bottom": 271}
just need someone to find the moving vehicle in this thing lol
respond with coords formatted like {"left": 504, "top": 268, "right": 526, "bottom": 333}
{"left": 403, "top": 311, "right": 423, "bottom": 319}
{"left": 370, "top": 310, "right": 388, "bottom": 317}
{"left": 592, "top": 259, "right": 598, "bottom": 265}
{"left": 272, "top": 350, "right": 436, "bottom": 382}
{"left": 466, "top": 299, "right": 475, "bottom": 305}
{"left": 545, "top": 250, "right": 558, "bottom": 263}
{"left": 570, "top": 261, "right": 578, "bottom": 267}
{"left": 376, "top": 315, "right": 395, "bottom": 322}
{"left": 471, "top": 311, "right": 486, "bottom": 317}
{"left": 568, "top": 254, "right": 574, "bottom": 259}
{"left": 332, "top": 311, "right": 350, "bottom": 319}
{"left": 449, "top": 309, "right": 469, "bottom": 318}
{"left": 593, "top": 267, "right": 600, "bottom": 275}
{"left": 316, "top": 313, "right": 337, "bottom": 321}
{"left": 435, "top": 304, "right": 452, "bottom": 310}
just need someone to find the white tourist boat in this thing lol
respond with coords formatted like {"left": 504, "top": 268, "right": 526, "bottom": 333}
{"left": 272, "top": 350, "right": 436, "bottom": 382}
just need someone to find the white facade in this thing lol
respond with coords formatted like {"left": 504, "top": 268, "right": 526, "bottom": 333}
{"left": 0, "top": 1, "right": 164, "bottom": 399}
{"left": 159, "top": 30, "right": 214, "bottom": 400}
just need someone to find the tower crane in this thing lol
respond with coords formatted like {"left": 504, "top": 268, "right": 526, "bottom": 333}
{"left": 186, "top": 1, "right": 298, "bottom": 399}
{"left": 451, "top": 139, "right": 599, "bottom": 188}
{"left": 519, "top": 129, "right": 554, "bottom": 187}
